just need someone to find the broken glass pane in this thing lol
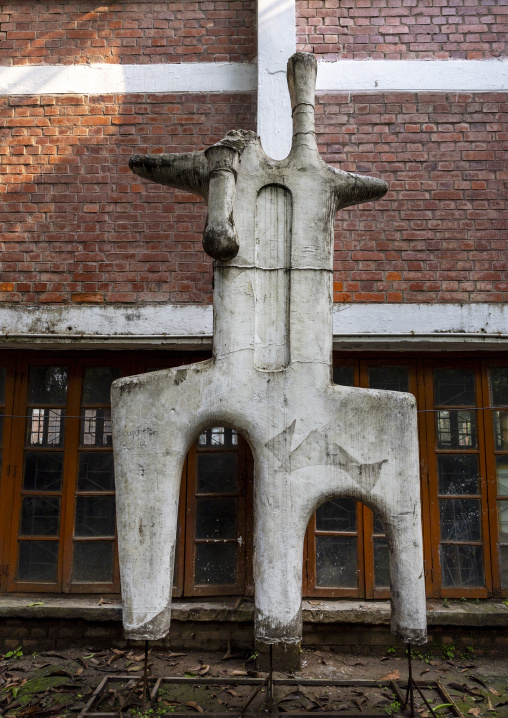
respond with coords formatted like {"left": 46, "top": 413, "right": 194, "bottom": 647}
{"left": 368, "top": 366, "right": 409, "bottom": 393}
{"left": 489, "top": 367, "right": 508, "bottom": 407}
{"left": 23, "top": 452, "right": 63, "bottom": 492}
{"left": 20, "top": 496, "right": 60, "bottom": 536}
{"left": 436, "top": 410, "right": 477, "bottom": 449}
{"left": 197, "top": 453, "right": 238, "bottom": 494}
{"left": 198, "top": 427, "right": 238, "bottom": 447}
{"left": 78, "top": 453, "right": 114, "bottom": 492}
{"left": 75, "top": 496, "right": 116, "bottom": 537}
{"left": 333, "top": 366, "right": 355, "bottom": 387}
{"left": 18, "top": 540, "right": 58, "bottom": 582}
{"left": 441, "top": 544, "right": 484, "bottom": 587}
{"left": 72, "top": 541, "right": 114, "bottom": 583}
{"left": 195, "top": 543, "right": 237, "bottom": 584}
{"left": 496, "top": 457, "right": 508, "bottom": 495}
{"left": 195, "top": 497, "right": 236, "bottom": 539}
{"left": 28, "top": 366, "right": 68, "bottom": 405}
{"left": 498, "top": 501, "right": 508, "bottom": 543}
{"left": 439, "top": 499, "right": 481, "bottom": 541}
{"left": 27, "top": 409, "right": 64, "bottom": 447}
{"left": 493, "top": 411, "right": 508, "bottom": 451}
{"left": 374, "top": 537, "right": 390, "bottom": 587}
{"left": 82, "top": 367, "right": 120, "bottom": 405}
{"left": 434, "top": 368, "right": 476, "bottom": 407}
{"left": 315, "top": 535, "right": 357, "bottom": 587}
{"left": 81, "top": 408, "right": 112, "bottom": 447}
{"left": 316, "top": 498, "right": 356, "bottom": 532}
{"left": 437, "top": 454, "right": 479, "bottom": 495}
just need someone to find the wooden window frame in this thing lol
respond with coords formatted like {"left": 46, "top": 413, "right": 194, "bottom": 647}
{"left": 0, "top": 349, "right": 506, "bottom": 601}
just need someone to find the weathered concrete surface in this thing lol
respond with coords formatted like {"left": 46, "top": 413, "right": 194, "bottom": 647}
{"left": 113, "top": 52, "right": 427, "bottom": 654}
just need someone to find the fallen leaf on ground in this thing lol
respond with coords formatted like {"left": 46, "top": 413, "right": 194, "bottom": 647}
{"left": 186, "top": 700, "right": 204, "bottom": 712}
{"left": 167, "top": 652, "right": 186, "bottom": 658}
{"left": 468, "top": 709, "right": 480, "bottom": 717}
{"left": 230, "top": 670, "right": 247, "bottom": 676}
{"left": 27, "top": 602, "right": 44, "bottom": 607}
{"left": 308, "top": 601, "right": 321, "bottom": 605}
{"left": 126, "top": 664, "right": 144, "bottom": 672}
{"left": 225, "top": 689, "right": 241, "bottom": 697}
{"left": 378, "top": 670, "right": 400, "bottom": 681}
{"left": 98, "top": 597, "right": 111, "bottom": 605}
{"left": 488, "top": 687, "right": 501, "bottom": 696}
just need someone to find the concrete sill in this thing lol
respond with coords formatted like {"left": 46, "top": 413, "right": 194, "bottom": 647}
{"left": 0, "top": 597, "right": 507, "bottom": 627}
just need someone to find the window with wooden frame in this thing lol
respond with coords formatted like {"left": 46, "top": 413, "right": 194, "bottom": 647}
{"left": 1, "top": 350, "right": 508, "bottom": 600}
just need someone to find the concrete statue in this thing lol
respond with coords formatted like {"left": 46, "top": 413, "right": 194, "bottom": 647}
{"left": 112, "top": 52, "right": 427, "bottom": 666}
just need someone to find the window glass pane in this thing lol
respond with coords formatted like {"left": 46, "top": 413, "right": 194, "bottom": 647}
{"left": 80, "top": 408, "right": 112, "bottom": 447}
{"left": 439, "top": 499, "right": 482, "bottom": 541}
{"left": 78, "top": 453, "right": 114, "bottom": 492}
{"left": 495, "top": 457, "right": 508, "bottom": 496}
{"left": 434, "top": 368, "right": 476, "bottom": 406}
{"left": 436, "top": 410, "right": 477, "bottom": 449}
{"left": 373, "top": 514, "right": 385, "bottom": 535}
{"left": 437, "top": 454, "right": 480, "bottom": 495}
{"left": 489, "top": 367, "right": 508, "bottom": 407}
{"left": 0, "top": 366, "right": 6, "bottom": 404}
{"left": 441, "top": 544, "right": 484, "bottom": 588}
{"left": 194, "top": 543, "right": 237, "bottom": 584}
{"left": 316, "top": 499, "right": 357, "bottom": 532}
{"left": 27, "top": 409, "right": 64, "bottom": 447}
{"left": 498, "top": 501, "right": 508, "bottom": 543}
{"left": 333, "top": 366, "right": 355, "bottom": 387}
{"left": 500, "top": 546, "right": 508, "bottom": 588}
{"left": 23, "top": 452, "right": 63, "bottom": 491}
{"left": 28, "top": 366, "right": 68, "bottom": 405}
{"left": 72, "top": 541, "right": 114, "bottom": 583}
{"left": 374, "top": 538, "right": 390, "bottom": 587}
{"left": 368, "top": 366, "right": 409, "bottom": 393}
{"left": 18, "top": 540, "right": 59, "bottom": 582}
{"left": 198, "top": 427, "right": 238, "bottom": 447}
{"left": 74, "top": 496, "right": 116, "bottom": 537}
{"left": 82, "top": 367, "right": 120, "bottom": 405}
{"left": 197, "top": 453, "right": 238, "bottom": 494}
{"left": 195, "top": 497, "right": 236, "bottom": 539}
{"left": 316, "top": 535, "right": 357, "bottom": 587}
{"left": 20, "top": 496, "right": 60, "bottom": 536}
{"left": 492, "top": 411, "right": 508, "bottom": 451}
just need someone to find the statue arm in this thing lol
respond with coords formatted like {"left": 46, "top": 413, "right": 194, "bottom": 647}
{"left": 331, "top": 168, "right": 388, "bottom": 211}
{"left": 129, "top": 151, "right": 209, "bottom": 200}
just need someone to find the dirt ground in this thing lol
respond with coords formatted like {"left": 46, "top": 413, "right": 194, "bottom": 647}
{"left": 0, "top": 643, "right": 507, "bottom": 717}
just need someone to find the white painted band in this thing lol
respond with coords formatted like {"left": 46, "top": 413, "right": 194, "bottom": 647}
{"left": 0, "top": 303, "right": 506, "bottom": 350}
{"left": 1, "top": 60, "right": 506, "bottom": 98}
{"left": 257, "top": 0, "right": 296, "bottom": 160}
{"left": 0, "top": 62, "right": 257, "bottom": 96}
{"left": 317, "top": 59, "right": 508, "bottom": 93}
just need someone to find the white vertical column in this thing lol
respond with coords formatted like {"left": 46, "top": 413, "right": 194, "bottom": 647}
{"left": 257, "top": 0, "right": 296, "bottom": 160}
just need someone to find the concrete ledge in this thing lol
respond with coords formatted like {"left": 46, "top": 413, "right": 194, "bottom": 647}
{"left": 0, "top": 597, "right": 507, "bottom": 627}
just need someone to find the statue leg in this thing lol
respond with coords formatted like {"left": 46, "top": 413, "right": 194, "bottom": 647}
{"left": 112, "top": 360, "right": 217, "bottom": 639}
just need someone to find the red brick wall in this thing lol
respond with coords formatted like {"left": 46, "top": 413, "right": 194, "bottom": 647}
{"left": 0, "top": 0, "right": 256, "bottom": 66}
{"left": 0, "top": 92, "right": 255, "bottom": 304}
{"left": 296, "top": 0, "right": 508, "bottom": 60}
{"left": 1, "top": 91, "right": 506, "bottom": 305}
{"left": 318, "top": 92, "right": 508, "bottom": 303}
